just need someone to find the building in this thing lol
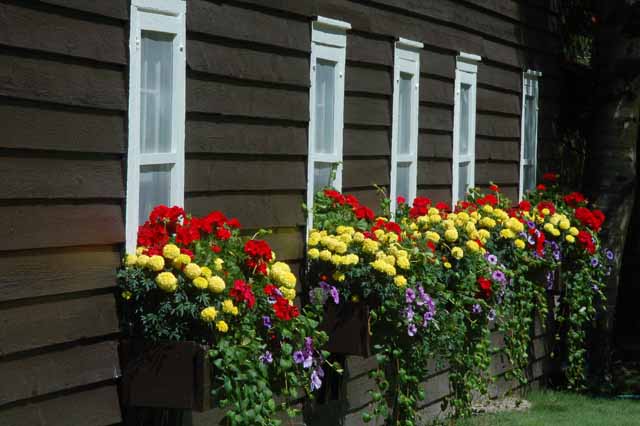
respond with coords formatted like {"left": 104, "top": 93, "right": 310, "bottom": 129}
{"left": 0, "top": 1, "right": 561, "bottom": 424}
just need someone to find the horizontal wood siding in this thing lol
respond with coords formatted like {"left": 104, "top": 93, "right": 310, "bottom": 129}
{"left": 1, "top": 0, "right": 562, "bottom": 424}
{"left": 0, "top": 1, "right": 125, "bottom": 424}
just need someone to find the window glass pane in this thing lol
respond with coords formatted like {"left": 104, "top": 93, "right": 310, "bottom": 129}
{"left": 397, "top": 73, "right": 413, "bottom": 155}
{"left": 524, "top": 95, "right": 536, "bottom": 160}
{"left": 314, "top": 162, "right": 334, "bottom": 194}
{"left": 139, "top": 164, "right": 172, "bottom": 224}
{"left": 458, "top": 161, "right": 469, "bottom": 201}
{"left": 459, "top": 83, "right": 471, "bottom": 155}
{"left": 523, "top": 164, "right": 536, "bottom": 193}
{"left": 314, "top": 59, "right": 336, "bottom": 154}
{"left": 396, "top": 162, "right": 411, "bottom": 202}
{"left": 140, "top": 31, "right": 174, "bottom": 154}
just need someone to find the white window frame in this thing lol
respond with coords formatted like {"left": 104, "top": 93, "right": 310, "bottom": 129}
{"left": 126, "top": 0, "right": 186, "bottom": 253}
{"left": 390, "top": 38, "right": 423, "bottom": 215}
{"left": 307, "top": 17, "right": 350, "bottom": 231}
{"left": 519, "top": 69, "right": 542, "bottom": 200}
{"left": 452, "top": 52, "right": 481, "bottom": 206}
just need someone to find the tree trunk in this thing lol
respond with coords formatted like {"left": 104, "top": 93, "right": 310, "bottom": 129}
{"left": 584, "top": 0, "right": 640, "bottom": 388}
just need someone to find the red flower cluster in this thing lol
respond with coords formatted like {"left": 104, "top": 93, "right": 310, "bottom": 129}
{"left": 409, "top": 197, "right": 432, "bottom": 218}
{"left": 137, "top": 205, "right": 186, "bottom": 255}
{"left": 265, "top": 284, "right": 299, "bottom": 320}
{"left": 323, "top": 189, "right": 374, "bottom": 221}
{"left": 536, "top": 201, "right": 556, "bottom": 216}
{"left": 229, "top": 279, "right": 256, "bottom": 309}
{"left": 577, "top": 230, "right": 596, "bottom": 254}
{"left": 489, "top": 184, "right": 500, "bottom": 193}
{"left": 456, "top": 200, "right": 478, "bottom": 213}
{"left": 397, "top": 196, "right": 406, "bottom": 205}
{"left": 477, "top": 277, "right": 492, "bottom": 299}
{"left": 476, "top": 194, "right": 498, "bottom": 207}
{"left": 564, "top": 192, "right": 586, "bottom": 207}
{"left": 542, "top": 172, "right": 558, "bottom": 182}
{"left": 574, "top": 207, "right": 605, "bottom": 232}
{"left": 244, "top": 240, "right": 273, "bottom": 275}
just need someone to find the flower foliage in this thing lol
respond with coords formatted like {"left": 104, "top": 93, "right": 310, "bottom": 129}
{"left": 118, "top": 206, "right": 331, "bottom": 425}
{"left": 307, "top": 178, "right": 610, "bottom": 422}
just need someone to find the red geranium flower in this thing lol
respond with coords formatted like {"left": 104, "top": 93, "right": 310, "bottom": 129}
{"left": 577, "top": 230, "right": 596, "bottom": 254}
{"left": 489, "top": 184, "right": 500, "bottom": 193}
{"left": 397, "top": 196, "right": 406, "bottom": 205}
{"left": 244, "top": 239, "right": 273, "bottom": 275}
{"left": 536, "top": 201, "right": 556, "bottom": 216}
{"left": 537, "top": 184, "right": 546, "bottom": 191}
{"left": 215, "top": 227, "right": 232, "bottom": 241}
{"left": 542, "top": 172, "right": 559, "bottom": 182}
{"left": 519, "top": 200, "right": 532, "bottom": 212}
{"left": 435, "top": 201, "right": 451, "bottom": 212}
{"left": 273, "top": 297, "right": 299, "bottom": 321}
{"left": 563, "top": 192, "right": 586, "bottom": 207}
{"left": 324, "top": 189, "right": 346, "bottom": 205}
{"left": 477, "top": 194, "right": 498, "bottom": 207}
{"left": 354, "top": 205, "right": 375, "bottom": 221}
{"left": 409, "top": 197, "right": 432, "bottom": 218}
{"left": 229, "top": 279, "right": 256, "bottom": 309}
{"left": 477, "top": 277, "right": 492, "bottom": 299}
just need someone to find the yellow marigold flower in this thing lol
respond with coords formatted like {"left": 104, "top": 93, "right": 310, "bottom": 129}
{"left": 429, "top": 214, "right": 442, "bottom": 224}
{"left": 566, "top": 235, "right": 576, "bottom": 243}
{"left": 308, "top": 231, "right": 321, "bottom": 246}
{"left": 337, "top": 225, "right": 355, "bottom": 235}
{"left": 124, "top": 254, "right": 138, "bottom": 267}
{"left": 280, "top": 287, "right": 297, "bottom": 300}
{"left": 208, "top": 276, "right": 226, "bottom": 293}
{"left": 335, "top": 242, "right": 348, "bottom": 254}
{"left": 333, "top": 271, "right": 346, "bottom": 282}
{"left": 500, "top": 229, "right": 516, "bottom": 239}
{"left": 216, "top": 320, "right": 229, "bottom": 333}
{"left": 200, "top": 266, "right": 212, "bottom": 279}
{"left": 444, "top": 262, "right": 452, "bottom": 269}
{"left": 409, "top": 223, "right": 418, "bottom": 231}
{"left": 444, "top": 228, "right": 459, "bottom": 242}
{"left": 559, "top": 219, "right": 571, "bottom": 231}
{"left": 394, "top": 275, "right": 407, "bottom": 287}
{"left": 148, "top": 255, "right": 165, "bottom": 272}
{"left": 308, "top": 248, "right": 320, "bottom": 259}
{"left": 345, "top": 253, "right": 360, "bottom": 265}
{"left": 353, "top": 232, "right": 365, "bottom": 243}
{"left": 482, "top": 205, "right": 494, "bottom": 214}
{"left": 214, "top": 258, "right": 224, "bottom": 271}
{"left": 387, "top": 233, "right": 399, "bottom": 243}
{"left": 136, "top": 254, "right": 150, "bottom": 268}
{"left": 319, "top": 249, "right": 332, "bottom": 261}
{"left": 121, "top": 290, "right": 132, "bottom": 300}
{"left": 443, "top": 219, "right": 455, "bottom": 229}
{"left": 172, "top": 253, "right": 191, "bottom": 269}
{"left": 569, "top": 227, "right": 579, "bottom": 236}
{"left": 541, "top": 208, "right": 551, "bottom": 216}
{"left": 478, "top": 229, "right": 491, "bottom": 241}
{"left": 466, "top": 240, "right": 480, "bottom": 252}
{"left": 183, "top": 263, "right": 202, "bottom": 280}
{"left": 331, "top": 254, "right": 343, "bottom": 265}
{"left": 200, "top": 307, "right": 218, "bottom": 322}
{"left": 135, "top": 246, "right": 146, "bottom": 255}
{"left": 426, "top": 231, "right": 441, "bottom": 243}
{"left": 428, "top": 207, "right": 440, "bottom": 215}
{"left": 338, "top": 233, "right": 352, "bottom": 244}
{"left": 480, "top": 217, "right": 497, "bottom": 229}
{"left": 552, "top": 229, "right": 561, "bottom": 237}
{"left": 507, "top": 218, "right": 524, "bottom": 233}
{"left": 222, "top": 299, "right": 238, "bottom": 315}
{"left": 397, "top": 256, "right": 410, "bottom": 269}
{"left": 469, "top": 231, "right": 480, "bottom": 240}
{"left": 156, "top": 271, "right": 178, "bottom": 292}
{"left": 451, "top": 247, "right": 464, "bottom": 259}
{"left": 550, "top": 214, "right": 561, "bottom": 226}
{"left": 362, "top": 239, "right": 379, "bottom": 254}
{"left": 162, "top": 244, "right": 180, "bottom": 260}
{"left": 543, "top": 223, "right": 554, "bottom": 233}
{"left": 193, "top": 276, "right": 208, "bottom": 290}
{"left": 514, "top": 239, "right": 526, "bottom": 249}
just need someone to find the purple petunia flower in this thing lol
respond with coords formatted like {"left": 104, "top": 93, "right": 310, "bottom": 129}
{"left": 487, "top": 309, "right": 496, "bottom": 321}
{"left": 605, "top": 249, "right": 614, "bottom": 261}
{"left": 263, "top": 316, "right": 272, "bottom": 329}
{"left": 592, "top": 283, "right": 599, "bottom": 291}
{"left": 590, "top": 257, "right": 599, "bottom": 268}
{"left": 486, "top": 254, "right": 498, "bottom": 265}
{"left": 423, "top": 311, "right": 434, "bottom": 327}
{"left": 259, "top": 351, "right": 273, "bottom": 364}
{"left": 405, "top": 306, "right": 415, "bottom": 321}
{"left": 408, "top": 323, "right": 418, "bottom": 337}
{"left": 527, "top": 235, "right": 536, "bottom": 245}
{"left": 492, "top": 270, "right": 506, "bottom": 283}
{"left": 546, "top": 271, "right": 555, "bottom": 291}
{"left": 310, "top": 369, "right": 322, "bottom": 391}
{"left": 329, "top": 286, "right": 340, "bottom": 304}
{"left": 293, "top": 351, "right": 305, "bottom": 364}
{"left": 527, "top": 221, "right": 536, "bottom": 229}
{"left": 553, "top": 250, "right": 561, "bottom": 261}
{"left": 472, "top": 304, "right": 482, "bottom": 314}
{"left": 406, "top": 288, "right": 416, "bottom": 304}
{"left": 319, "top": 281, "right": 330, "bottom": 291}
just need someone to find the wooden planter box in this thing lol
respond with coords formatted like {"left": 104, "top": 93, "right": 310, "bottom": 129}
{"left": 120, "top": 340, "right": 214, "bottom": 412}
{"left": 320, "top": 302, "right": 372, "bottom": 357}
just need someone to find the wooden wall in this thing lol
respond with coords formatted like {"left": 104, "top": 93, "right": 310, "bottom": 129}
{"left": 0, "top": 0, "right": 562, "bottom": 425}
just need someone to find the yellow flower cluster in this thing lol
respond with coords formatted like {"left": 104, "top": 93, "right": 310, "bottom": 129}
{"left": 270, "top": 262, "right": 297, "bottom": 301}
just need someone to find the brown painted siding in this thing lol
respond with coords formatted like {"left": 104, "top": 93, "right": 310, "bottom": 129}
{"left": 0, "top": 0, "right": 562, "bottom": 424}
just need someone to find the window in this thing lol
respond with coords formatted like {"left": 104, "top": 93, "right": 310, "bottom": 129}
{"left": 307, "top": 17, "right": 350, "bottom": 230}
{"left": 390, "top": 38, "right": 422, "bottom": 214}
{"left": 126, "top": 0, "right": 186, "bottom": 252}
{"left": 452, "top": 52, "right": 481, "bottom": 206}
{"left": 519, "top": 70, "right": 541, "bottom": 199}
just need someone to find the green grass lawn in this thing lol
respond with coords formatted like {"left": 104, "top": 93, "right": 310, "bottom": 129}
{"left": 458, "top": 390, "right": 640, "bottom": 426}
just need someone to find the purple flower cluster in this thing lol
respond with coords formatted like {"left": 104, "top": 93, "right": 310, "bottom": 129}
{"left": 310, "top": 281, "right": 340, "bottom": 305}
{"left": 405, "top": 285, "right": 436, "bottom": 337}
{"left": 292, "top": 337, "right": 325, "bottom": 391}
{"left": 259, "top": 350, "right": 273, "bottom": 364}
